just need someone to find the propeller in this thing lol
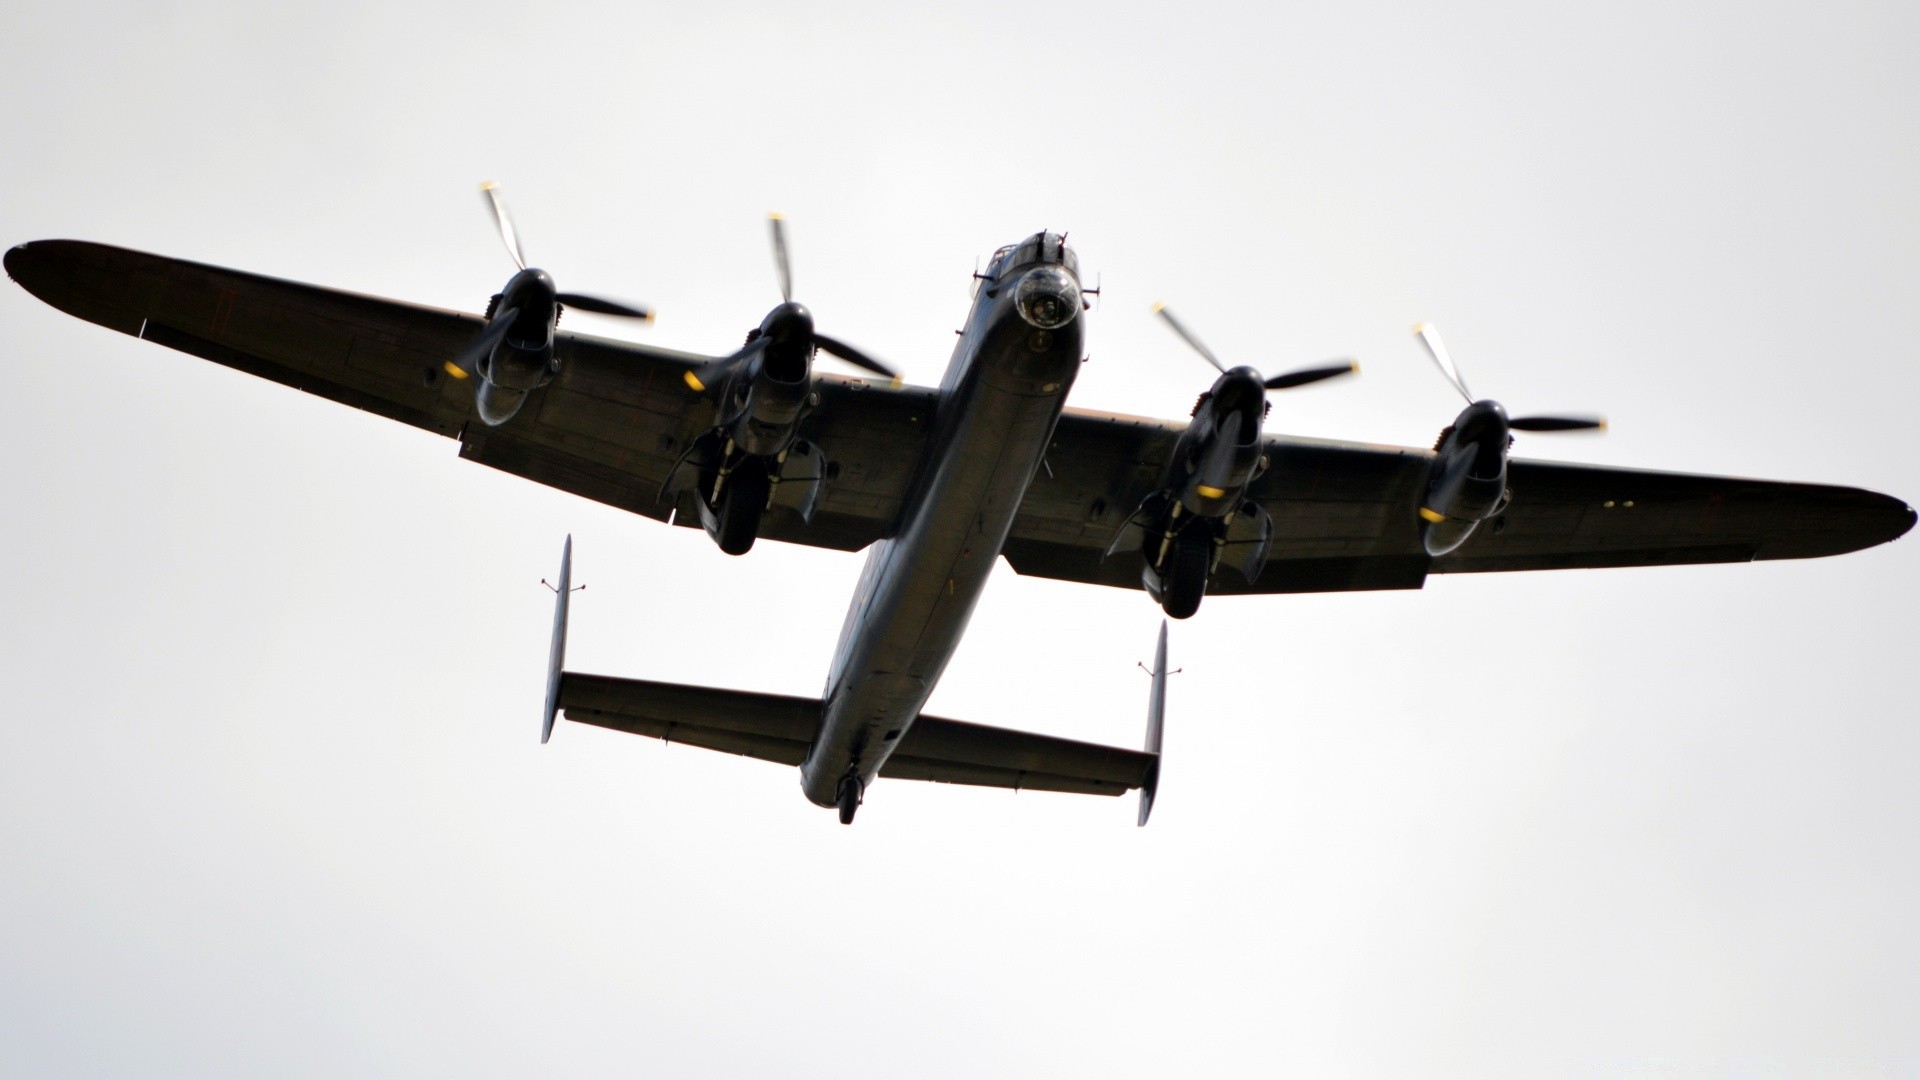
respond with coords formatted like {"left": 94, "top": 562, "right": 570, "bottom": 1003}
{"left": 1412, "top": 322, "right": 1605, "bottom": 432}
{"left": 682, "top": 214, "right": 900, "bottom": 393}
{"left": 769, "top": 212, "right": 794, "bottom": 303}
{"left": 482, "top": 182, "right": 529, "bottom": 271}
{"left": 765, "top": 213, "right": 895, "bottom": 379}
{"left": 479, "top": 183, "right": 654, "bottom": 319}
{"left": 476, "top": 181, "right": 656, "bottom": 319}
{"left": 448, "top": 183, "right": 653, "bottom": 380}
{"left": 1153, "top": 304, "right": 1357, "bottom": 391}
{"left": 448, "top": 305, "right": 520, "bottom": 377}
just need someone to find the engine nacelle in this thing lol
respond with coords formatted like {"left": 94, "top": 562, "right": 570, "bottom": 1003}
{"left": 1420, "top": 400, "right": 1512, "bottom": 556}
{"left": 723, "top": 353, "right": 811, "bottom": 458}
{"left": 1180, "top": 419, "right": 1264, "bottom": 518}
{"left": 1104, "top": 367, "right": 1280, "bottom": 618}
{"left": 1177, "top": 374, "right": 1267, "bottom": 518}
{"left": 473, "top": 343, "right": 558, "bottom": 426}
{"left": 468, "top": 271, "right": 563, "bottom": 427}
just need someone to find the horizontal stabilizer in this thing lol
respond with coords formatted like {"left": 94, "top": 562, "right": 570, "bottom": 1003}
{"left": 555, "top": 672, "right": 1156, "bottom": 798}
{"left": 560, "top": 674, "right": 820, "bottom": 765}
{"left": 883, "top": 716, "right": 1154, "bottom": 796}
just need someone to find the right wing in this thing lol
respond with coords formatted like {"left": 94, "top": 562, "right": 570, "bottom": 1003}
{"left": 1003, "top": 407, "right": 1912, "bottom": 594}
{"left": 6, "top": 239, "right": 935, "bottom": 552}
{"left": 558, "top": 673, "right": 1154, "bottom": 797}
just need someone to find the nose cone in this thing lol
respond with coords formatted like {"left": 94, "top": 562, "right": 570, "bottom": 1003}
{"left": 762, "top": 301, "right": 814, "bottom": 344}
{"left": 1213, "top": 366, "right": 1266, "bottom": 410}
{"left": 1455, "top": 398, "right": 1510, "bottom": 441}
{"left": 504, "top": 267, "right": 557, "bottom": 305}
{"left": 1224, "top": 365, "right": 1264, "bottom": 388}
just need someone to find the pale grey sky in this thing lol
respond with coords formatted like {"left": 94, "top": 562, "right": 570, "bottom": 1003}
{"left": 3, "top": 1, "right": 1917, "bottom": 1075}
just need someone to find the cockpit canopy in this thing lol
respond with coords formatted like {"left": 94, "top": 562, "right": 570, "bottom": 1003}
{"left": 982, "top": 232, "right": 1079, "bottom": 281}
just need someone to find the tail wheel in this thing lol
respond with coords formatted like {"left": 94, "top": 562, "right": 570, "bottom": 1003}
{"left": 716, "top": 458, "right": 771, "bottom": 556}
{"left": 1160, "top": 525, "right": 1213, "bottom": 620}
{"left": 836, "top": 774, "right": 862, "bottom": 825}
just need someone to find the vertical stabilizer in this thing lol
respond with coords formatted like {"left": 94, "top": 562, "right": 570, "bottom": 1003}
{"left": 542, "top": 535, "right": 573, "bottom": 744}
{"left": 1138, "top": 620, "right": 1168, "bottom": 826}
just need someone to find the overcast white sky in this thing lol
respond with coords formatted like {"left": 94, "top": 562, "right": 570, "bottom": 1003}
{"left": 3, "top": 1, "right": 1917, "bottom": 1075}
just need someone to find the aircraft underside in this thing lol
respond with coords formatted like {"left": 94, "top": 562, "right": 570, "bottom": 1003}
{"left": 7, "top": 206, "right": 1912, "bottom": 825}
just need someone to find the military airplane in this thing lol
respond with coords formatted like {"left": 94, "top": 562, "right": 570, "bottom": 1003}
{"left": 7, "top": 191, "right": 1912, "bottom": 824}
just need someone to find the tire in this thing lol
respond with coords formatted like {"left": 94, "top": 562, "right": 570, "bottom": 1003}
{"left": 1160, "top": 526, "right": 1213, "bottom": 620}
{"left": 836, "top": 775, "right": 862, "bottom": 825}
{"left": 716, "top": 459, "right": 771, "bottom": 556}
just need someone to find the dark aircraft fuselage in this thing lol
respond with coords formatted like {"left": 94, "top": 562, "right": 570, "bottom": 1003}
{"left": 800, "top": 233, "right": 1084, "bottom": 809}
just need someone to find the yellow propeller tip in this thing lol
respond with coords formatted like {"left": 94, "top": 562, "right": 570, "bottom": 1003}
{"left": 768, "top": 211, "right": 784, "bottom": 220}
{"left": 682, "top": 370, "right": 705, "bottom": 392}
{"left": 479, "top": 180, "right": 497, "bottom": 191}
{"left": 443, "top": 361, "right": 470, "bottom": 380}
{"left": 1196, "top": 484, "right": 1227, "bottom": 499}
{"left": 1150, "top": 301, "right": 1165, "bottom": 314}
{"left": 889, "top": 375, "right": 904, "bottom": 390}
{"left": 1412, "top": 321, "right": 1433, "bottom": 334}
{"left": 1419, "top": 507, "right": 1447, "bottom": 523}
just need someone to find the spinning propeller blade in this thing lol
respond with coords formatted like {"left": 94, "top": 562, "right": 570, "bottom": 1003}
{"left": 687, "top": 212, "right": 898, "bottom": 389}
{"left": 1412, "top": 322, "right": 1605, "bottom": 433}
{"left": 1264, "top": 360, "right": 1358, "bottom": 390}
{"left": 769, "top": 213, "right": 794, "bottom": 304}
{"left": 815, "top": 332, "right": 900, "bottom": 385}
{"left": 475, "top": 182, "right": 652, "bottom": 321}
{"left": 445, "top": 306, "right": 519, "bottom": 379}
{"left": 554, "top": 292, "right": 653, "bottom": 320}
{"left": 1413, "top": 322, "right": 1474, "bottom": 404}
{"left": 1152, "top": 303, "right": 1226, "bottom": 373}
{"left": 480, "top": 181, "right": 527, "bottom": 271}
{"left": 457, "top": 184, "right": 652, "bottom": 387}
{"left": 1511, "top": 414, "right": 1606, "bottom": 432}
{"left": 1156, "top": 304, "right": 1357, "bottom": 392}
{"left": 682, "top": 335, "right": 769, "bottom": 393}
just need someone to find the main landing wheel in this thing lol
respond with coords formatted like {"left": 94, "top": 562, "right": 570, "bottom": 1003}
{"left": 836, "top": 775, "right": 863, "bottom": 825}
{"left": 715, "top": 458, "right": 771, "bottom": 556}
{"left": 1160, "top": 526, "right": 1213, "bottom": 620}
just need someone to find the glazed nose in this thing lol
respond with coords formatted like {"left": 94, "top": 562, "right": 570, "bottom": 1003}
{"left": 1014, "top": 265, "right": 1080, "bottom": 329}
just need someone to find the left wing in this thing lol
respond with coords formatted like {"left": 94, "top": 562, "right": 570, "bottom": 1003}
{"left": 6, "top": 239, "right": 933, "bottom": 552}
{"left": 1003, "top": 407, "right": 1913, "bottom": 593}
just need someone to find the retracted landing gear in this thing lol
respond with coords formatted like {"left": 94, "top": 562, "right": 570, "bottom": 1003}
{"left": 836, "top": 774, "right": 863, "bottom": 825}
{"left": 1158, "top": 526, "right": 1214, "bottom": 620}
{"left": 714, "top": 457, "right": 771, "bottom": 556}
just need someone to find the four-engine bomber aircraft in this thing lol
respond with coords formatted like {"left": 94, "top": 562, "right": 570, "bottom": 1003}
{"left": 8, "top": 197, "right": 1914, "bottom": 824}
